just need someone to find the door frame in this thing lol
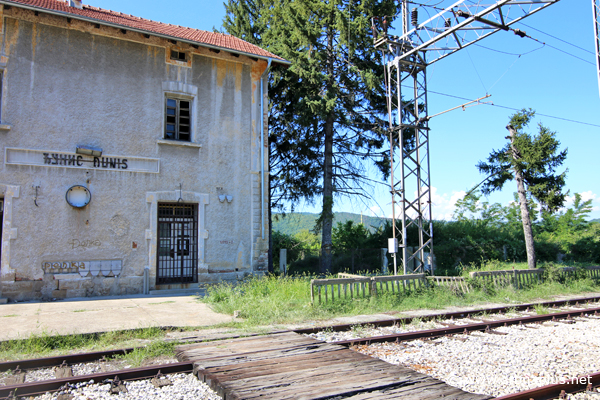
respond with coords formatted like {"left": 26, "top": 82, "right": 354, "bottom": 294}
{"left": 146, "top": 190, "right": 209, "bottom": 289}
{"left": 156, "top": 202, "right": 198, "bottom": 284}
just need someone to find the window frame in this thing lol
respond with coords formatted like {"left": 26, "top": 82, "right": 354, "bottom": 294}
{"left": 170, "top": 50, "right": 187, "bottom": 62}
{"left": 164, "top": 96, "right": 192, "bottom": 142}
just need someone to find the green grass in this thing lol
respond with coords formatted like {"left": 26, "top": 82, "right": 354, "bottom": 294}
{"left": 459, "top": 259, "right": 595, "bottom": 276}
{"left": 4, "top": 262, "right": 598, "bottom": 361}
{"left": 534, "top": 304, "right": 550, "bottom": 315}
{"left": 148, "top": 301, "right": 176, "bottom": 305}
{"left": 113, "top": 340, "right": 177, "bottom": 367}
{"left": 202, "top": 263, "right": 600, "bottom": 328}
{"left": 0, "top": 327, "right": 170, "bottom": 362}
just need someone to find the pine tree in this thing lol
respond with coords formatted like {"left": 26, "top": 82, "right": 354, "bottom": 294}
{"left": 223, "top": 0, "right": 397, "bottom": 273}
{"left": 476, "top": 109, "right": 568, "bottom": 268}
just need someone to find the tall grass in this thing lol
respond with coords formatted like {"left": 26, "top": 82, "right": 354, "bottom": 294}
{"left": 0, "top": 327, "right": 168, "bottom": 362}
{"left": 203, "top": 266, "right": 600, "bottom": 327}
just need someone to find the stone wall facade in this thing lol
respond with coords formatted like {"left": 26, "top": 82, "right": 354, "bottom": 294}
{"left": 0, "top": 5, "right": 270, "bottom": 301}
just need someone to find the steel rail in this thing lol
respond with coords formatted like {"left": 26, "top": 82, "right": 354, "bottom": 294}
{"left": 331, "top": 306, "right": 600, "bottom": 346}
{"left": 0, "top": 361, "right": 193, "bottom": 399}
{"left": 294, "top": 295, "right": 600, "bottom": 334}
{"left": 0, "top": 347, "right": 137, "bottom": 373}
{"left": 495, "top": 371, "right": 600, "bottom": 400}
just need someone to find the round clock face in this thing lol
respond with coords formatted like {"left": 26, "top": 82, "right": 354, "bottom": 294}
{"left": 66, "top": 185, "right": 91, "bottom": 208}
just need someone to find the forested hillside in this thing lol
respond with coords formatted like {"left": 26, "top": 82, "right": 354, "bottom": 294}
{"left": 273, "top": 212, "right": 388, "bottom": 236}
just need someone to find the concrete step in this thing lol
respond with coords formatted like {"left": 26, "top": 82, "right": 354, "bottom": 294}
{"left": 149, "top": 288, "right": 206, "bottom": 297}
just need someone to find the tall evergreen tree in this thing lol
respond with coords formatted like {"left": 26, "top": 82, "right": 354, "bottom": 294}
{"left": 476, "top": 109, "right": 568, "bottom": 269}
{"left": 223, "top": 0, "right": 397, "bottom": 273}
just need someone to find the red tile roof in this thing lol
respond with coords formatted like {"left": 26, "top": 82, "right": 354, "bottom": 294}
{"left": 4, "top": 0, "right": 287, "bottom": 63}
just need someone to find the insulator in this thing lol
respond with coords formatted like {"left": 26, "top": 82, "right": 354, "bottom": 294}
{"left": 444, "top": 18, "right": 451, "bottom": 28}
{"left": 411, "top": 8, "right": 418, "bottom": 27}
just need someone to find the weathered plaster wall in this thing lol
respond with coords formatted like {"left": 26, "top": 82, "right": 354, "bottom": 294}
{"left": 0, "top": 9, "right": 269, "bottom": 301}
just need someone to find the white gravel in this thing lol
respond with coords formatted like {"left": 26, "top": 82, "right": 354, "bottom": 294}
{"left": 348, "top": 317, "right": 600, "bottom": 399}
{"left": 30, "top": 373, "right": 221, "bottom": 400}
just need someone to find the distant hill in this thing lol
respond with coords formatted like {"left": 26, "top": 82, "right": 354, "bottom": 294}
{"left": 273, "top": 212, "right": 389, "bottom": 236}
{"left": 591, "top": 218, "right": 600, "bottom": 223}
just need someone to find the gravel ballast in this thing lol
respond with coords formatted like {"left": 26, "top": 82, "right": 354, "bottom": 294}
{"left": 351, "top": 318, "right": 600, "bottom": 398}
{"left": 30, "top": 373, "right": 221, "bottom": 400}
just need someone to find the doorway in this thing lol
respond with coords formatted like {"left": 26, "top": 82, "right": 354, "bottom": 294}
{"left": 156, "top": 203, "right": 198, "bottom": 284}
{"left": 0, "top": 199, "right": 3, "bottom": 264}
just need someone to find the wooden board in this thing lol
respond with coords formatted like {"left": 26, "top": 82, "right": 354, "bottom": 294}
{"left": 177, "top": 332, "right": 492, "bottom": 400}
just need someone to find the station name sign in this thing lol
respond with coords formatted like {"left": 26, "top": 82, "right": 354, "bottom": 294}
{"left": 44, "top": 153, "right": 129, "bottom": 169}
{"left": 5, "top": 148, "right": 159, "bottom": 173}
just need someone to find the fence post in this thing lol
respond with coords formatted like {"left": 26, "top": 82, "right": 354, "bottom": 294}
{"left": 370, "top": 278, "right": 377, "bottom": 297}
{"left": 279, "top": 249, "right": 287, "bottom": 276}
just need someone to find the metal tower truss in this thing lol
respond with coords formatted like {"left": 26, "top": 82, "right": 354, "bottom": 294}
{"left": 374, "top": 0, "right": 561, "bottom": 275}
{"left": 593, "top": 0, "right": 600, "bottom": 97}
{"left": 385, "top": 51, "right": 432, "bottom": 275}
{"left": 378, "top": 0, "right": 562, "bottom": 68}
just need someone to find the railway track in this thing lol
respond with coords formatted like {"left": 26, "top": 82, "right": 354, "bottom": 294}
{"left": 1, "top": 295, "right": 599, "bottom": 399}
{"left": 0, "top": 362, "right": 193, "bottom": 399}
{"left": 294, "top": 295, "right": 600, "bottom": 335}
{"left": 495, "top": 371, "right": 600, "bottom": 400}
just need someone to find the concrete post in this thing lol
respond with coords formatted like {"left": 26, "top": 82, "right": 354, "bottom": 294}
{"left": 279, "top": 249, "right": 287, "bottom": 275}
{"left": 143, "top": 266, "right": 150, "bottom": 295}
{"left": 381, "top": 248, "right": 389, "bottom": 275}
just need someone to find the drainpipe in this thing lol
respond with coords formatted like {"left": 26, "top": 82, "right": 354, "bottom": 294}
{"left": 260, "top": 58, "right": 272, "bottom": 240}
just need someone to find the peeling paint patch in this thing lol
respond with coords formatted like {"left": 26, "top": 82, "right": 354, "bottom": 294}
{"left": 235, "top": 63, "right": 243, "bottom": 92}
{"left": 31, "top": 22, "right": 38, "bottom": 59}
{"left": 5, "top": 19, "right": 19, "bottom": 57}
{"left": 216, "top": 59, "right": 227, "bottom": 87}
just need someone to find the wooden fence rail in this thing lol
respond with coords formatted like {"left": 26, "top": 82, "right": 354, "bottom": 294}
{"left": 561, "top": 266, "right": 600, "bottom": 279}
{"left": 428, "top": 276, "right": 470, "bottom": 293}
{"left": 469, "top": 269, "right": 544, "bottom": 289}
{"left": 469, "top": 266, "right": 600, "bottom": 289}
{"left": 311, "top": 273, "right": 426, "bottom": 304}
{"left": 310, "top": 277, "right": 371, "bottom": 304}
{"left": 370, "top": 274, "right": 427, "bottom": 296}
{"left": 311, "top": 266, "right": 600, "bottom": 304}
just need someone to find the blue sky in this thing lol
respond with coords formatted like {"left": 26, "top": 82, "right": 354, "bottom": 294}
{"left": 91, "top": 0, "right": 600, "bottom": 220}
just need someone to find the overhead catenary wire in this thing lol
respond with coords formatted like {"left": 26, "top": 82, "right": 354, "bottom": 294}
{"left": 426, "top": 89, "right": 600, "bottom": 128}
{"left": 387, "top": 2, "right": 594, "bottom": 67}
{"left": 518, "top": 21, "right": 594, "bottom": 56}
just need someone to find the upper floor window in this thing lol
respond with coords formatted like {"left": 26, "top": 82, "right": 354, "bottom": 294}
{"left": 170, "top": 50, "right": 187, "bottom": 62}
{"left": 165, "top": 98, "right": 191, "bottom": 141}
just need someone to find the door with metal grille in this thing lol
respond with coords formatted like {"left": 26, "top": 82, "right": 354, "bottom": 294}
{"left": 0, "top": 200, "right": 3, "bottom": 265}
{"left": 157, "top": 203, "right": 198, "bottom": 284}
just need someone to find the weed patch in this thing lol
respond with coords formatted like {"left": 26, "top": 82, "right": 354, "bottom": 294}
{"left": 202, "top": 264, "right": 600, "bottom": 328}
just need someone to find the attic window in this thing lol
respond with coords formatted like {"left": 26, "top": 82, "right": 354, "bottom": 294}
{"left": 170, "top": 50, "right": 187, "bottom": 62}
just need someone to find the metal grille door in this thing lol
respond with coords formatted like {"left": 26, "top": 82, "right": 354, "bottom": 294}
{"left": 0, "top": 200, "right": 3, "bottom": 264}
{"left": 157, "top": 203, "right": 198, "bottom": 284}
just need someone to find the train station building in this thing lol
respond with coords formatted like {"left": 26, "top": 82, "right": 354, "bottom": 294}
{"left": 0, "top": 0, "right": 287, "bottom": 301}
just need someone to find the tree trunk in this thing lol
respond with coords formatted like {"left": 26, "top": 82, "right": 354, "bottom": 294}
{"left": 320, "top": 23, "right": 335, "bottom": 274}
{"left": 268, "top": 144, "right": 274, "bottom": 274}
{"left": 507, "top": 125, "right": 536, "bottom": 269}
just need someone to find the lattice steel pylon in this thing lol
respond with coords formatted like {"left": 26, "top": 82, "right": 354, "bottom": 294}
{"left": 373, "top": 0, "right": 561, "bottom": 275}
{"left": 593, "top": 0, "right": 600, "bottom": 97}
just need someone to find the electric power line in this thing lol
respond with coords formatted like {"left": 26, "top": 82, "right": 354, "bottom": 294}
{"left": 426, "top": 89, "right": 600, "bottom": 128}
{"left": 518, "top": 21, "right": 594, "bottom": 56}
{"left": 523, "top": 35, "right": 596, "bottom": 66}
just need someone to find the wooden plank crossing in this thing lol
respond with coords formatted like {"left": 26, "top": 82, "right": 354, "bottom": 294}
{"left": 177, "top": 332, "right": 492, "bottom": 400}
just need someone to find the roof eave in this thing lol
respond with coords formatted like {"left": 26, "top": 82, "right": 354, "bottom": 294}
{"left": 0, "top": 0, "right": 291, "bottom": 66}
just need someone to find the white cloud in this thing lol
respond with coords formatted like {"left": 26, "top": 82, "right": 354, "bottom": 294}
{"left": 562, "top": 190, "right": 600, "bottom": 216}
{"left": 430, "top": 187, "right": 466, "bottom": 220}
